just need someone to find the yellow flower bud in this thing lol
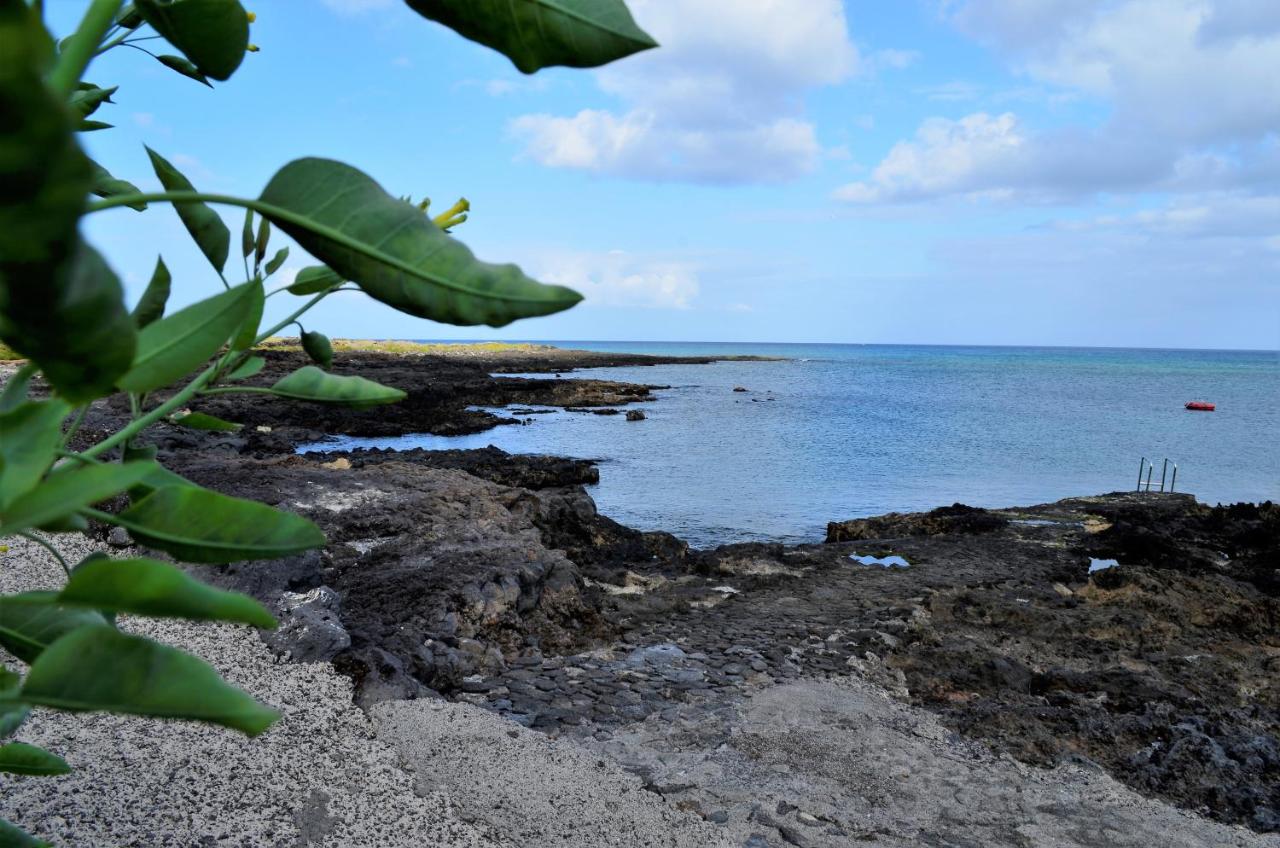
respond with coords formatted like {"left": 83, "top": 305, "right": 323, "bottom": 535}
{"left": 247, "top": 44, "right": 260, "bottom": 52}
{"left": 247, "top": 11, "right": 257, "bottom": 22}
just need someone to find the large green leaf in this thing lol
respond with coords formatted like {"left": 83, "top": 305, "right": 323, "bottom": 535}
{"left": 118, "top": 282, "right": 255, "bottom": 393}
{"left": 58, "top": 557, "right": 276, "bottom": 628}
{"left": 145, "top": 146, "right": 230, "bottom": 273}
{"left": 0, "top": 817, "right": 48, "bottom": 848}
{"left": 287, "top": 265, "right": 344, "bottom": 296}
{"left": 230, "top": 278, "right": 264, "bottom": 351}
{"left": 1, "top": 241, "right": 137, "bottom": 404}
{"left": 90, "top": 159, "right": 146, "bottom": 210}
{"left": 136, "top": 0, "right": 250, "bottom": 81}
{"left": 270, "top": 365, "right": 404, "bottom": 408}
{"left": 0, "top": 4, "right": 136, "bottom": 403}
{"left": 258, "top": 159, "right": 582, "bottom": 327}
{"left": 0, "top": 742, "right": 69, "bottom": 776}
{"left": 0, "top": 399, "right": 70, "bottom": 510}
{"left": 21, "top": 625, "right": 278, "bottom": 736}
{"left": 0, "top": 461, "right": 157, "bottom": 535}
{"left": 404, "top": 0, "right": 657, "bottom": 73}
{"left": 0, "top": 594, "right": 108, "bottom": 664}
{"left": 131, "top": 256, "right": 171, "bottom": 328}
{"left": 110, "top": 486, "right": 324, "bottom": 564}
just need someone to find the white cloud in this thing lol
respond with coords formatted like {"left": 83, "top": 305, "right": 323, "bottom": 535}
{"left": 510, "top": 0, "right": 857, "bottom": 184}
{"left": 843, "top": 0, "right": 1280, "bottom": 204}
{"left": 835, "top": 112, "right": 1027, "bottom": 203}
{"left": 534, "top": 250, "right": 700, "bottom": 309}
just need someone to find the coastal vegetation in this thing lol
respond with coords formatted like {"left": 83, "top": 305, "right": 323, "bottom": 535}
{"left": 0, "top": 1, "right": 655, "bottom": 844}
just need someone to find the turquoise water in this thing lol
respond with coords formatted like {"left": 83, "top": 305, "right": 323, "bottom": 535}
{"left": 312, "top": 344, "right": 1280, "bottom": 548}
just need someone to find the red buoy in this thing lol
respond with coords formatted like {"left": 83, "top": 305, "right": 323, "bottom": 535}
{"left": 1185, "top": 401, "right": 1215, "bottom": 411}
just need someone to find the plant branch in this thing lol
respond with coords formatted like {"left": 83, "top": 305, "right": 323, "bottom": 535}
{"left": 50, "top": 0, "right": 124, "bottom": 97}
{"left": 81, "top": 364, "right": 219, "bottom": 459}
{"left": 60, "top": 405, "right": 90, "bottom": 449}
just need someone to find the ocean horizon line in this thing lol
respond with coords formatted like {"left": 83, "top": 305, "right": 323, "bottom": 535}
{"left": 398, "top": 339, "right": 1279, "bottom": 356}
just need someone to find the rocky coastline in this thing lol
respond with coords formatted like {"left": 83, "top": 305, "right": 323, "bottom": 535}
{"left": 4, "top": 344, "right": 1278, "bottom": 847}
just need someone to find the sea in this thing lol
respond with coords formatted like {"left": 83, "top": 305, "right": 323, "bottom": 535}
{"left": 305, "top": 343, "right": 1280, "bottom": 549}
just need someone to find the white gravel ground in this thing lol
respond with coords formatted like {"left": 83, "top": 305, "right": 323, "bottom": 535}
{"left": 0, "top": 537, "right": 504, "bottom": 848}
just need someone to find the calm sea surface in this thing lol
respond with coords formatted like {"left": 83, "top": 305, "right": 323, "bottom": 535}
{"left": 307, "top": 343, "right": 1280, "bottom": 548}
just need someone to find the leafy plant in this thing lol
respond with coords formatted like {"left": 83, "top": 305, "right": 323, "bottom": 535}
{"left": 0, "top": 0, "right": 656, "bottom": 843}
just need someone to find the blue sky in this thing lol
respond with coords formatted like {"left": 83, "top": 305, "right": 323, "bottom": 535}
{"left": 50, "top": 0, "right": 1280, "bottom": 349}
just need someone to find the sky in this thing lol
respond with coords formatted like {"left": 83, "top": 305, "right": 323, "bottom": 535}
{"left": 48, "top": 0, "right": 1280, "bottom": 349}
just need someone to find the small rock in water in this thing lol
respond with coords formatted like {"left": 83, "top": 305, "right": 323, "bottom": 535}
{"left": 732, "top": 386, "right": 749, "bottom": 392}
{"left": 625, "top": 409, "right": 646, "bottom": 421}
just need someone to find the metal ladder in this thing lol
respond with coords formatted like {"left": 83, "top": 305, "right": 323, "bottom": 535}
{"left": 1136, "top": 457, "right": 1177, "bottom": 493}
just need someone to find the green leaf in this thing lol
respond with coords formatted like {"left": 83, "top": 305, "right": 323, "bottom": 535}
{"left": 0, "top": 669, "right": 28, "bottom": 738}
{"left": 118, "top": 282, "right": 255, "bottom": 393}
{"left": 240, "top": 208, "right": 254, "bottom": 259}
{"left": 170, "top": 411, "right": 241, "bottom": 431}
{"left": 21, "top": 626, "right": 278, "bottom": 736}
{"left": 145, "top": 146, "right": 230, "bottom": 273}
{"left": 264, "top": 246, "right": 289, "bottom": 276}
{"left": 0, "top": 594, "right": 108, "bottom": 664}
{"left": 110, "top": 486, "right": 325, "bottom": 564}
{"left": 259, "top": 159, "right": 581, "bottom": 327}
{"left": 231, "top": 279, "right": 264, "bottom": 351}
{"left": 69, "top": 83, "right": 116, "bottom": 118}
{"left": 226, "top": 355, "right": 265, "bottom": 381}
{"left": 132, "top": 256, "right": 172, "bottom": 328}
{"left": 404, "top": 0, "right": 657, "bottom": 73}
{"left": 0, "top": 399, "right": 71, "bottom": 511}
{"left": 0, "top": 461, "right": 157, "bottom": 536}
{"left": 270, "top": 365, "right": 404, "bottom": 408}
{"left": 0, "top": 704, "right": 29, "bottom": 739}
{"left": 58, "top": 557, "right": 276, "bottom": 628}
{"left": 0, "top": 364, "right": 36, "bottom": 415}
{"left": 137, "top": 0, "right": 251, "bottom": 81}
{"left": 77, "top": 120, "right": 113, "bottom": 132}
{"left": 287, "top": 265, "right": 343, "bottom": 296}
{"left": 0, "top": 11, "right": 136, "bottom": 403}
{"left": 0, "top": 742, "right": 69, "bottom": 776}
{"left": 156, "top": 53, "right": 212, "bottom": 87}
{"left": 118, "top": 3, "right": 145, "bottom": 28}
{"left": 0, "top": 817, "right": 49, "bottom": 848}
{"left": 255, "top": 216, "right": 270, "bottom": 266}
{"left": 300, "top": 331, "right": 333, "bottom": 370}
{"left": 89, "top": 159, "right": 146, "bottom": 210}
{"left": 2, "top": 241, "right": 137, "bottom": 403}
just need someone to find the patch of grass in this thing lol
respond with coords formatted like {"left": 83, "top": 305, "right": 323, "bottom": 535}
{"left": 0, "top": 341, "right": 24, "bottom": 362}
